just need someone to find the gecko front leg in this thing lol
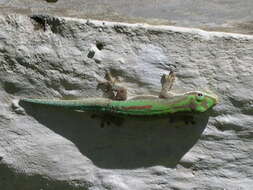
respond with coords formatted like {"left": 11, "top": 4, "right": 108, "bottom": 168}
{"left": 97, "top": 71, "right": 127, "bottom": 101}
{"left": 159, "top": 70, "right": 196, "bottom": 125}
{"left": 159, "top": 70, "right": 176, "bottom": 99}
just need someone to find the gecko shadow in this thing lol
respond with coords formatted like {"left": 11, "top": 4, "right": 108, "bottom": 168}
{"left": 20, "top": 102, "right": 209, "bottom": 169}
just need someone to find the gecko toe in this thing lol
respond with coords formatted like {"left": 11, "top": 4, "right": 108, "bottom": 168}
{"left": 100, "top": 122, "right": 105, "bottom": 128}
{"left": 191, "top": 120, "right": 196, "bottom": 125}
{"left": 90, "top": 114, "right": 96, "bottom": 119}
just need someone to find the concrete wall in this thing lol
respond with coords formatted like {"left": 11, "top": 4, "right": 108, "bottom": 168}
{"left": 0, "top": 14, "right": 252, "bottom": 189}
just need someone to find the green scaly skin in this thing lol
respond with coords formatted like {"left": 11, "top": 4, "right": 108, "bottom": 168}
{"left": 20, "top": 91, "right": 218, "bottom": 116}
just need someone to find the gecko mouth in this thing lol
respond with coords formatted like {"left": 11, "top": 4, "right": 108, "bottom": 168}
{"left": 215, "top": 97, "right": 219, "bottom": 104}
{"left": 212, "top": 94, "right": 219, "bottom": 105}
{"left": 203, "top": 90, "right": 219, "bottom": 106}
{"left": 209, "top": 95, "right": 219, "bottom": 107}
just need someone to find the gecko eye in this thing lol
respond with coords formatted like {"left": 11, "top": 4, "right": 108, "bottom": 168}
{"left": 196, "top": 93, "right": 204, "bottom": 101}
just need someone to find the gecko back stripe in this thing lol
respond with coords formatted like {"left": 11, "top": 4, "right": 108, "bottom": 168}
{"left": 121, "top": 105, "right": 153, "bottom": 110}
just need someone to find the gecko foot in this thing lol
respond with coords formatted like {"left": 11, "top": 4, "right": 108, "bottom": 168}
{"left": 91, "top": 113, "right": 124, "bottom": 127}
{"left": 100, "top": 122, "right": 106, "bottom": 128}
{"left": 169, "top": 114, "right": 196, "bottom": 127}
{"left": 159, "top": 70, "right": 176, "bottom": 99}
{"left": 169, "top": 117, "right": 175, "bottom": 123}
{"left": 183, "top": 115, "right": 195, "bottom": 125}
{"left": 91, "top": 114, "right": 109, "bottom": 128}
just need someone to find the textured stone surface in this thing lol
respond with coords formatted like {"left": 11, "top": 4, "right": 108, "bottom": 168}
{"left": 0, "top": 14, "right": 253, "bottom": 190}
{"left": 1, "top": 0, "right": 253, "bottom": 34}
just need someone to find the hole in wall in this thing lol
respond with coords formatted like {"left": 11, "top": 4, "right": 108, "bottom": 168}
{"left": 96, "top": 42, "right": 105, "bottom": 50}
{"left": 3, "top": 81, "right": 21, "bottom": 94}
{"left": 87, "top": 50, "right": 95, "bottom": 58}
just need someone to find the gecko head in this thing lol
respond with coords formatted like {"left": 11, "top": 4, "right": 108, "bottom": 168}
{"left": 187, "top": 91, "right": 218, "bottom": 112}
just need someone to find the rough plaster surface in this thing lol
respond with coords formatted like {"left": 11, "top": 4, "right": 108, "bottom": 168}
{"left": 0, "top": 14, "right": 253, "bottom": 190}
{"left": 1, "top": 0, "right": 253, "bottom": 34}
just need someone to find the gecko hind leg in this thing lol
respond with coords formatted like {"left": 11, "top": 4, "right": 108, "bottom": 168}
{"left": 97, "top": 71, "right": 127, "bottom": 101}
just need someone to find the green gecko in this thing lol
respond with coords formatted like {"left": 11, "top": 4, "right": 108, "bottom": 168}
{"left": 20, "top": 71, "right": 218, "bottom": 117}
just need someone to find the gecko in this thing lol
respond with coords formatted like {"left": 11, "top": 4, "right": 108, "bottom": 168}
{"left": 19, "top": 70, "right": 218, "bottom": 123}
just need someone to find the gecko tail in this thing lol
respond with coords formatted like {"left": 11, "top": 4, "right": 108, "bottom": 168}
{"left": 19, "top": 97, "right": 112, "bottom": 111}
{"left": 20, "top": 98, "right": 71, "bottom": 106}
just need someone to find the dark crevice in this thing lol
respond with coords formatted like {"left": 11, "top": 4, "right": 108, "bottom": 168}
{"left": 96, "top": 42, "right": 105, "bottom": 50}
{"left": 45, "top": 0, "right": 58, "bottom": 3}
{"left": 87, "top": 50, "right": 95, "bottom": 58}
{"left": 29, "top": 15, "right": 65, "bottom": 35}
{"left": 3, "top": 81, "right": 22, "bottom": 94}
{"left": 30, "top": 15, "right": 47, "bottom": 31}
